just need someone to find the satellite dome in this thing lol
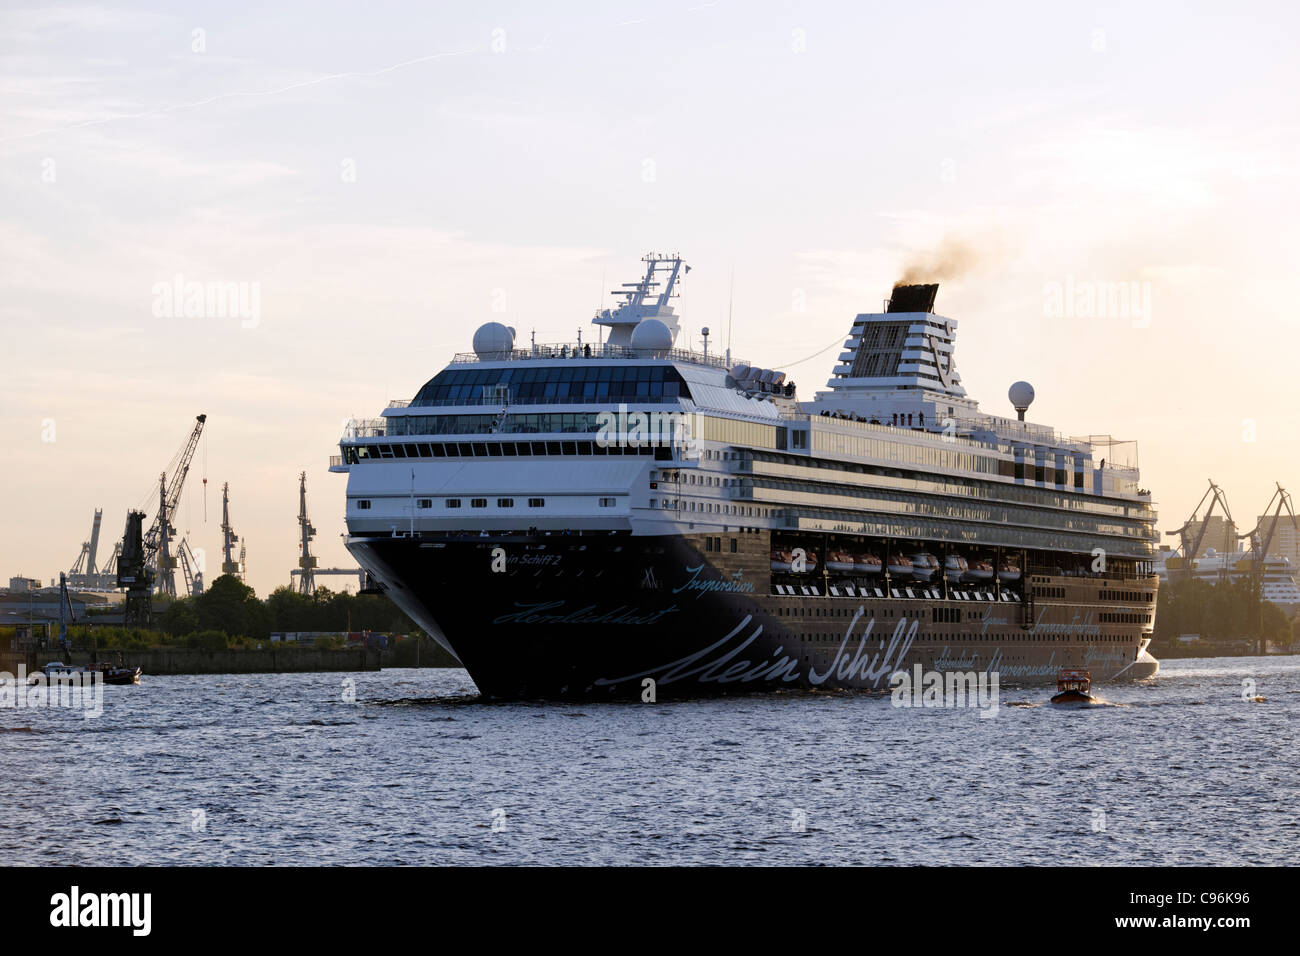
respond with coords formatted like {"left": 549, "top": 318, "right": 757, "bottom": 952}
{"left": 1008, "top": 381, "right": 1035, "bottom": 420}
{"left": 473, "top": 322, "right": 514, "bottom": 358}
{"left": 630, "top": 318, "right": 673, "bottom": 355}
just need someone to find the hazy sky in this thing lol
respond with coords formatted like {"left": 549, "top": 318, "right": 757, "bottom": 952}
{"left": 3, "top": 1, "right": 1298, "bottom": 597}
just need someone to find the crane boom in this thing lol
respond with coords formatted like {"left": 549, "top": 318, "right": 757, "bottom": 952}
{"left": 1252, "top": 483, "right": 1297, "bottom": 564}
{"left": 119, "top": 413, "right": 206, "bottom": 625}
{"left": 1164, "top": 479, "right": 1236, "bottom": 582}
{"left": 143, "top": 414, "right": 207, "bottom": 561}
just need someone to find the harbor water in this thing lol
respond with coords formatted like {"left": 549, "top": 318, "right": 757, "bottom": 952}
{"left": 2, "top": 657, "right": 1296, "bottom": 865}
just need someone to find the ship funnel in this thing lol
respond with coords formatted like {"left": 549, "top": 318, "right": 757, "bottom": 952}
{"left": 887, "top": 283, "right": 939, "bottom": 313}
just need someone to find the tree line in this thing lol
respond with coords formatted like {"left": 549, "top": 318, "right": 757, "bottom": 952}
{"left": 1152, "top": 575, "right": 1295, "bottom": 646}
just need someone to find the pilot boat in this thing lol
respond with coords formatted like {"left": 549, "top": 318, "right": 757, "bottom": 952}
{"left": 1050, "top": 668, "right": 1093, "bottom": 704}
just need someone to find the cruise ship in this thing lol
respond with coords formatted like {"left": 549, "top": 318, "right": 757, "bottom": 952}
{"left": 1155, "top": 547, "right": 1300, "bottom": 616}
{"left": 332, "top": 254, "right": 1160, "bottom": 698}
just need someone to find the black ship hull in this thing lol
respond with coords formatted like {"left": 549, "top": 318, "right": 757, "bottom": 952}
{"left": 348, "top": 531, "right": 1158, "bottom": 700}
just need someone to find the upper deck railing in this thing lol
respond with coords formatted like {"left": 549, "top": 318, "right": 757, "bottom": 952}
{"left": 450, "top": 342, "right": 741, "bottom": 371}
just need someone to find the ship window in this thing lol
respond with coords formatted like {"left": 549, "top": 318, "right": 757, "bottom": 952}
{"left": 445, "top": 498, "right": 461, "bottom": 508}
{"left": 528, "top": 497, "right": 545, "bottom": 508}
{"left": 471, "top": 498, "right": 487, "bottom": 508}
{"left": 546, "top": 442, "right": 562, "bottom": 455}
{"left": 417, "top": 443, "right": 432, "bottom": 457}
{"left": 417, "top": 498, "right": 432, "bottom": 509}
{"left": 487, "top": 443, "right": 503, "bottom": 457}
{"left": 497, "top": 498, "right": 514, "bottom": 508}
{"left": 413, "top": 364, "right": 693, "bottom": 405}
{"left": 457, "top": 443, "right": 473, "bottom": 456}
{"left": 502, "top": 443, "right": 517, "bottom": 456}
{"left": 599, "top": 497, "right": 615, "bottom": 507}
{"left": 356, "top": 499, "right": 371, "bottom": 510}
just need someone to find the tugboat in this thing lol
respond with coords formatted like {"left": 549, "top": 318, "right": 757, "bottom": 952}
{"left": 1050, "top": 668, "right": 1093, "bottom": 704}
{"left": 28, "top": 572, "right": 143, "bottom": 686}
{"left": 34, "top": 661, "right": 141, "bottom": 686}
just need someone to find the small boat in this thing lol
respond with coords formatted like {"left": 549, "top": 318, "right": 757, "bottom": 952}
{"left": 909, "top": 552, "right": 940, "bottom": 581}
{"left": 770, "top": 549, "right": 793, "bottom": 572}
{"left": 32, "top": 661, "right": 141, "bottom": 686}
{"left": 944, "top": 554, "right": 969, "bottom": 583}
{"left": 825, "top": 550, "right": 857, "bottom": 573}
{"left": 887, "top": 553, "right": 913, "bottom": 577}
{"left": 997, "top": 558, "right": 1022, "bottom": 582}
{"left": 1050, "top": 668, "right": 1092, "bottom": 704}
{"left": 965, "top": 557, "right": 995, "bottom": 582}
{"left": 852, "top": 552, "right": 882, "bottom": 575}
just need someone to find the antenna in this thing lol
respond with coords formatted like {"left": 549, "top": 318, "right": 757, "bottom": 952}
{"left": 726, "top": 265, "right": 734, "bottom": 366}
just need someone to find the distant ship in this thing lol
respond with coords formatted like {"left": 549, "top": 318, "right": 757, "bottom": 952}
{"left": 333, "top": 255, "right": 1160, "bottom": 698}
{"left": 1155, "top": 547, "right": 1300, "bottom": 616}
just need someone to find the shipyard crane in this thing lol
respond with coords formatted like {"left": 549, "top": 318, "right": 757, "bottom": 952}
{"left": 177, "top": 537, "right": 205, "bottom": 597}
{"left": 69, "top": 509, "right": 103, "bottom": 580}
{"left": 291, "top": 567, "right": 366, "bottom": 593}
{"left": 297, "top": 471, "right": 318, "bottom": 595}
{"left": 290, "top": 471, "right": 366, "bottom": 595}
{"left": 119, "top": 510, "right": 153, "bottom": 624}
{"left": 118, "top": 414, "right": 206, "bottom": 624}
{"left": 1165, "top": 479, "right": 1235, "bottom": 582}
{"left": 1237, "top": 483, "right": 1298, "bottom": 643}
{"left": 220, "top": 482, "right": 242, "bottom": 577}
{"left": 142, "top": 415, "right": 206, "bottom": 561}
{"left": 100, "top": 542, "right": 121, "bottom": 579}
{"left": 55, "top": 572, "right": 77, "bottom": 654}
{"left": 155, "top": 472, "right": 179, "bottom": 596}
{"left": 1239, "top": 483, "right": 1298, "bottom": 567}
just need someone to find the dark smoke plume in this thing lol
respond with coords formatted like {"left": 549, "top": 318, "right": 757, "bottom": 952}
{"left": 897, "top": 235, "right": 982, "bottom": 286}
